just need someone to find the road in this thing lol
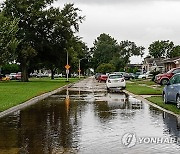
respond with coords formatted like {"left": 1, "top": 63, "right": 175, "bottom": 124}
{"left": 0, "top": 77, "right": 180, "bottom": 154}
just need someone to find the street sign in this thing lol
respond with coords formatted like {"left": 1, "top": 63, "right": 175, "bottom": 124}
{"left": 65, "top": 64, "right": 70, "bottom": 70}
{"left": 66, "top": 69, "right": 69, "bottom": 74}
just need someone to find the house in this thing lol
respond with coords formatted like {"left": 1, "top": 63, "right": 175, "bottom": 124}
{"left": 151, "top": 58, "right": 165, "bottom": 73}
{"left": 126, "top": 64, "right": 142, "bottom": 72}
{"left": 142, "top": 57, "right": 165, "bottom": 73}
{"left": 142, "top": 57, "right": 154, "bottom": 73}
{"left": 163, "top": 56, "right": 180, "bottom": 72}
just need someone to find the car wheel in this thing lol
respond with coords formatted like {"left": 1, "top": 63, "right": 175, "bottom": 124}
{"left": 161, "top": 79, "right": 169, "bottom": 85}
{"left": 163, "top": 92, "right": 168, "bottom": 104}
{"left": 142, "top": 77, "right": 146, "bottom": 79}
{"left": 176, "top": 95, "right": 180, "bottom": 109}
{"left": 122, "top": 87, "right": 126, "bottom": 90}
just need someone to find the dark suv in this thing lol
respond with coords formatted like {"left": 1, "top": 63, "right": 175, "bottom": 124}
{"left": 155, "top": 67, "right": 180, "bottom": 85}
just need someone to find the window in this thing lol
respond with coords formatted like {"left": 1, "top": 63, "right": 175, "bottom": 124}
{"left": 172, "top": 68, "right": 180, "bottom": 74}
{"left": 109, "top": 75, "right": 122, "bottom": 79}
{"left": 170, "top": 74, "right": 180, "bottom": 84}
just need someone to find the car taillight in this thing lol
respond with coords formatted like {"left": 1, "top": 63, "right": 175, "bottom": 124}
{"left": 121, "top": 79, "right": 124, "bottom": 82}
{"left": 157, "top": 76, "right": 161, "bottom": 80}
{"left": 108, "top": 80, "right": 111, "bottom": 83}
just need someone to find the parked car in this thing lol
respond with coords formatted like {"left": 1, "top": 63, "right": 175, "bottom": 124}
{"left": 0, "top": 74, "right": 10, "bottom": 81}
{"left": 30, "top": 72, "right": 38, "bottom": 77}
{"left": 106, "top": 74, "right": 126, "bottom": 91}
{"left": 98, "top": 74, "right": 108, "bottom": 82}
{"left": 138, "top": 71, "right": 153, "bottom": 79}
{"left": 123, "top": 73, "right": 135, "bottom": 80}
{"left": 134, "top": 72, "right": 142, "bottom": 79}
{"left": 9, "top": 73, "right": 17, "bottom": 80}
{"left": 95, "top": 73, "right": 102, "bottom": 80}
{"left": 36, "top": 73, "right": 44, "bottom": 78}
{"left": 16, "top": 72, "right": 22, "bottom": 80}
{"left": 162, "top": 73, "right": 180, "bottom": 108}
{"left": 155, "top": 67, "right": 180, "bottom": 85}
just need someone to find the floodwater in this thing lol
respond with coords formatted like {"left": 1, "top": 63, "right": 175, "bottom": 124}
{"left": 0, "top": 78, "right": 180, "bottom": 154}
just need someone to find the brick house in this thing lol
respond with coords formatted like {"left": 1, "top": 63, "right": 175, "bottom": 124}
{"left": 163, "top": 56, "right": 180, "bottom": 72}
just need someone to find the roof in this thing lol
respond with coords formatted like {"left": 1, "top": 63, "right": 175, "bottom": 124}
{"left": 143, "top": 57, "right": 165, "bottom": 64}
{"left": 163, "top": 56, "right": 180, "bottom": 63}
{"left": 153, "top": 60, "right": 164, "bottom": 66}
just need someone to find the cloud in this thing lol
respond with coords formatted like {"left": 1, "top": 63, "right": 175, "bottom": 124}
{"left": 55, "top": 0, "right": 180, "bottom": 5}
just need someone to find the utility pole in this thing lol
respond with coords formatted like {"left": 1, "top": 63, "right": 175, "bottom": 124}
{"left": 65, "top": 51, "right": 70, "bottom": 82}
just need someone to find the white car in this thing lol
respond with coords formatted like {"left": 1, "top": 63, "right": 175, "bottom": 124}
{"left": 138, "top": 71, "right": 152, "bottom": 79}
{"left": 106, "top": 74, "right": 126, "bottom": 91}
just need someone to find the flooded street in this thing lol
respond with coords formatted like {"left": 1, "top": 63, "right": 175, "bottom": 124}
{"left": 0, "top": 77, "right": 180, "bottom": 154}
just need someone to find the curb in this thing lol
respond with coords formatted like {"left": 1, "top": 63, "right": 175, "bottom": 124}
{"left": 124, "top": 90, "right": 180, "bottom": 119}
{"left": 0, "top": 83, "right": 75, "bottom": 118}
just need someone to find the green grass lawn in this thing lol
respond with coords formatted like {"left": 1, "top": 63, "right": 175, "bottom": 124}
{"left": 147, "top": 96, "right": 180, "bottom": 115}
{"left": 126, "top": 80, "right": 163, "bottom": 95}
{"left": 0, "top": 78, "right": 79, "bottom": 112}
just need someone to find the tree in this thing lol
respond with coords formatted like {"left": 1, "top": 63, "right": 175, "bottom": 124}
{"left": 91, "top": 33, "right": 118, "bottom": 70}
{"left": 168, "top": 45, "right": 180, "bottom": 58}
{"left": 0, "top": 12, "right": 19, "bottom": 65}
{"left": 117, "top": 40, "right": 144, "bottom": 68}
{"left": 2, "top": 0, "right": 84, "bottom": 81}
{"left": 34, "top": 4, "right": 85, "bottom": 79}
{"left": 96, "top": 63, "right": 115, "bottom": 74}
{"left": 91, "top": 34, "right": 145, "bottom": 71}
{"left": 148, "top": 40, "right": 174, "bottom": 58}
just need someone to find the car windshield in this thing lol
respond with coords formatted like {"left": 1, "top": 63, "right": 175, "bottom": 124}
{"left": 170, "top": 74, "right": 180, "bottom": 84}
{"left": 109, "top": 75, "right": 122, "bottom": 79}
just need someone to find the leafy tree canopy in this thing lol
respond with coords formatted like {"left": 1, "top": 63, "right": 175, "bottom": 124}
{"left": 91, "top": 33, "right": 145, "bottom": 71}
{"left": 1, "top": 0, "right": 85, "bottom": 81}
{"left": 0, "top": 12, "right": 19, "bottom": 65}
{"left": 96, "top": 63, "right": 115, "bottom": 74}
{"left": 148, "top": 40, "right": 174, "bottom": 58}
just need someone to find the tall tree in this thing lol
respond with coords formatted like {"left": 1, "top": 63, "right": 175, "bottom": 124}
{"left": 148, "top": 40, "right": 174, "bottom": 58}
{"left": 117, "top": 40, "right": 144, "bottom": 66}
{"left": 34, "top": 4, "right": 84, "bottom": 79}
{"left": 2, "top": 0, "right": 84, "bottom": 81}
{"left": 168, "top": 45, "right": 180, "bottom": 58}
{"left": 91, "top": 33, "right": 118, "bottom": 70}
{"left": 91, "top": 34, "right": 144, "bottom": 72}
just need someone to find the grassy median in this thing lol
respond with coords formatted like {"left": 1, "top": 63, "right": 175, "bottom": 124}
{"left": 0, "top": 78, "right": 79, "bottom": 112}
{"left": 126, "top": 79, "right": 180, "bottom": 115}
{"left": 147, "top": 96, "right": 180, "bottom": 115}
{"left": 126, "top": 79, "right": 163, "bottom": 95}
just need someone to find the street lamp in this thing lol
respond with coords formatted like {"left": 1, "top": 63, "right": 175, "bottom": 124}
{"left": 79, "top": 58, "right": 85, "bottom": 79}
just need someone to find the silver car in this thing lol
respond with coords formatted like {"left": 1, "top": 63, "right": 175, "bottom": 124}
{"left": 163, "top": 73, "right": 180, "bottom": 108}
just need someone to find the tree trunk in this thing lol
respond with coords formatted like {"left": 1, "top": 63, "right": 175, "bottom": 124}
{"left": 21, "top": 59, "right": 29, "bottom": 82}
{"left": 51, "top": 68, "right": 55, "bottom": 80}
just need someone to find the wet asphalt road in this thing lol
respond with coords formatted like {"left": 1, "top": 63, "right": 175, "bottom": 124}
{"left": 0, "top": 77, "right": 180, "bottom": 154}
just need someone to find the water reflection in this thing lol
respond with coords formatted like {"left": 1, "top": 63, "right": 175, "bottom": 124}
{"left": 0, "top": 81, "right": 179, "bottom": 153}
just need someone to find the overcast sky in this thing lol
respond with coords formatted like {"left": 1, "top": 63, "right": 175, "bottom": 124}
{"left": 53, "top": 0, "right": 180, "bottom": 63}
{"left": 1, "top": 0, "right": 180, "bottom": 63}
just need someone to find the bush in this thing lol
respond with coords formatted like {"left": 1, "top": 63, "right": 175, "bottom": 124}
{"left": 1, "top": 63, "right": 20, "bottom": 74}
{"left": 96, "top": 63, "right": 115, "bottom": 74}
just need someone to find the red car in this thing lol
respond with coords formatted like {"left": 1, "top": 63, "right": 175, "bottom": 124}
{"left": 155, "top": 67, "right": 180, "bottom": 85}
{"left": 16, "top": 72, "right": 22, "bottom": 80}
{"left": 98, "top": 74, "right": 108, "bottom": 82}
